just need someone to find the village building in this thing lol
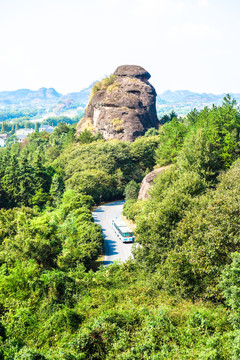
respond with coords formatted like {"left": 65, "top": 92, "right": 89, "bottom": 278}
{"left": 16, "top": 128, "right": 35, "bottom": 143}
{"left": 39, "top": 125, "right": 55, "bottom": 133}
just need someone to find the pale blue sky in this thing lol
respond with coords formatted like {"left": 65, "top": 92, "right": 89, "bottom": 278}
{"left": 0, "top": 0, "right": 239, "bottom": 94}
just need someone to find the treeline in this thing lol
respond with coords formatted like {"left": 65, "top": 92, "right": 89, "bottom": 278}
{"left": 0, "top": 109, "right": 43, "bottom": 122}
{"left": 0, "top": 124, "right": 159, "bottom": 208}
{"left": 0, "top": 109, "right": 84, "bottom": 139}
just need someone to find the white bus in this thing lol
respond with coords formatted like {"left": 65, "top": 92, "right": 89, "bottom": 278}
{"left": 112, "top": 218, "right": 135, "bottom": 243}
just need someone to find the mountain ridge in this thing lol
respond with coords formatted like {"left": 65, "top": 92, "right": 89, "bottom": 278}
{"left": 0, "top": 86, "right": 239, "bottom": 112}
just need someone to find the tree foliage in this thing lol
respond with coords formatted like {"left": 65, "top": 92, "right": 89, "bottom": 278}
{"left": 0, "top": 97, "right": 240, "bottom": 358}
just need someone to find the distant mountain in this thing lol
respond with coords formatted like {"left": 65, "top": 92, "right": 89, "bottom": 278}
{"left": 158, "top": 90, "right": 224, "bottom": 105}
{"left": 0, "top": 85, "right": 94, "bottom": 109}
{"left": 1, "top": 86, "right": 240, "bottom": 115}
{"left": 61, "top": 82, "right": 96, "bottom": 105}
{"left": 0, "top": 87, "right": 62, "bottom": 107}
{"left": 157, "top": 90, "right": 240, "bottom": 106}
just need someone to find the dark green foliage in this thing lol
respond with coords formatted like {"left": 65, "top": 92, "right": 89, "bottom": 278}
{"left": 0, "top": 322, "right": 6, "bottom": 341}
{"left": 124, "top": 180, "right": 139, "bottom": 201}
{"left": 0, "top": 150, "right": 52, "bottom": 208}
{"left": 159, "top": 110, "right": 177, "bottom": 125}
{"left": 50, "top": 173, "right": 65, "bottom": 205}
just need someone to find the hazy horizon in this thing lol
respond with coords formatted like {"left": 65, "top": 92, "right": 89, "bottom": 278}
{"left": 0, "top": 85, "right": 238, "bottom": 97}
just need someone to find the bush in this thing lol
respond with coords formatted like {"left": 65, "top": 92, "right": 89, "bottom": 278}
{"left": 14, "top": 347, "right": 46, "bottom": 360}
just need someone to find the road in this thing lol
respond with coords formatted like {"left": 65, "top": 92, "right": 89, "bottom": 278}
{"left": 93, "top": 200, "right": 134, "bottom": 265}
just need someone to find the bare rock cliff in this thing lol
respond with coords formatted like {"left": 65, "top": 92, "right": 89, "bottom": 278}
{"left": 138, "top": 166, "right": 170, "bottom": 200}
{"left": 76, "top": 65, "right": 159, "bottom": 142}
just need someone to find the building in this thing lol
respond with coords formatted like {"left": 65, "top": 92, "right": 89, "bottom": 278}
{"left": 39, "top": 125, "right": 55, "bottom": 133}
{"left": 0, "top": 133, "right": 9, "bottom": 141}
{"left": 16, "top": 128, "right": 35, "bottom": 143}
{"left": 0, "top": 134, "right": 9, "bottom": 147}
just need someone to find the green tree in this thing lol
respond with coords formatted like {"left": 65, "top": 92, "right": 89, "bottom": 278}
{"left": 155, "top": 118, "right": 188, "bottom": 166}
{"left": 124, "top": 180, "right": 140, "bottom": 201}
{"left": 50, "top": 173, "right": 65, "bottom": 205}
{"left": 77, "top": 129, "right": 96, "bottom": 144}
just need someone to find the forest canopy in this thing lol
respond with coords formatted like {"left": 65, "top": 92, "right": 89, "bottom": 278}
{"left": 1, "top": 96, "right": 240, "bottom": 359}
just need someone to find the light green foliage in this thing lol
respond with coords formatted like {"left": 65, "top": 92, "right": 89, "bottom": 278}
{"left": 59, "top": 189, "right": 94, "bottom": 217}
{"left": 0, "top": 97, "right": 239, "bottom": 358}
{"left": 14, "top": 347, "right": 46, "bottom": 359}
{"left": 155, "top": 118, "right": 188, "bottom": 166}
{"left": 77, "top": 129, "right": 99, "bottom": 144}
{"left": 66, "top": 169, "right": 116, "bottom": 203}
{"left": 220, "top": 252, "right": 240, "bottom": 328}
{"left": 92, "top": 75, "right": 117, "bottom": 95}
{"left": 57, "top": 220, "right": 103, "bottom": 270}
{"left": 133, "top": 157, "right": 240, "bottom": 299}
{"left": 144, "top": 127, "right": 159, "bottom": 137}
{"left": 110, "top": 118, "right": 123, "bottom": 127}
{"left": 133, "top": 167, "right": 207, "bottom": 270}
{"left": 124, "top": 180, "right": 139, "bottom": 201}
{"left": 130, "top": 135, "right": 160, "bottom": 173}
{"left": 122, "top": 198, "right": 142, "bottom": 221}
{"left": 43, "top": 115, "right": 81, "bottom": 127}
{"left": 156, "top": 95, "right": 240, "bottom": 171}
{"left": 177, "top": 127, "right": 220, "bottom": 180}
{"left": 54, "top": 139, "right": 157, "bottom": 203}
{"left": 106, "top": 81, "right": 120, "bottom": 93}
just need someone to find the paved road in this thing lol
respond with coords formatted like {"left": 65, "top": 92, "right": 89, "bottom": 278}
{"left": 93, "top": 200, "right": 134, "bottom": 265}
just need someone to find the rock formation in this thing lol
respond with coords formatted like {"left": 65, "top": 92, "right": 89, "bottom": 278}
{"left": 76, "top": 65, "right": 159, "bottom": 142}
{"left": 138, "top": 166, "right": 170, "bottom": 200}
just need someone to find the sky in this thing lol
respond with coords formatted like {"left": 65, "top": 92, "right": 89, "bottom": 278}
{"left": 0, "top": 0, "right": 240, "bottom": 95}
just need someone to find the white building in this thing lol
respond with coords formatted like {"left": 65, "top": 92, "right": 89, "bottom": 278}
{"left": 16, "top": 128, "right": 35, "bottom": 143}
{"left": 0, "top": 138, "right": 5, "bottom": 147}
{"left": 39, "top": 125, "right": 55, "bottom": 133}
{"left": 0, "top": 134, "right": 9, "bottom": 141}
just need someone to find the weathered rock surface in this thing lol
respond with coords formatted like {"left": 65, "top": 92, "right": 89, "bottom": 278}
{"left": 76, "top": 65, "right": 159, "bottom": 142}
{"left": 138, "top": 166, "right": 170, "bottom": 200}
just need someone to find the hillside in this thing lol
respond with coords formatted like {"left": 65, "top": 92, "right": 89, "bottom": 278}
{"left": 0, "top": 95, "right": 240, "bottom": 358}
{"left": 0, "top": 87, "right": 62, "bottom": 107}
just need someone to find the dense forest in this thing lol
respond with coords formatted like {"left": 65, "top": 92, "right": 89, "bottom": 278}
{"left": 0, "top": 96, "right": 240, "bottom": 359}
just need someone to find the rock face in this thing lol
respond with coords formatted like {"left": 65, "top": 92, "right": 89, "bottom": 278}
{"left": 76, "top": 65, "right": 159, "bottom": 142}
{"left": 138, "top": 166, "right": 170, "bottom": 200}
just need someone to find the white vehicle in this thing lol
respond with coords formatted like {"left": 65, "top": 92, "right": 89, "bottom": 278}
{"left": 112, "top": 218, "right": 135, "bottom": 243}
